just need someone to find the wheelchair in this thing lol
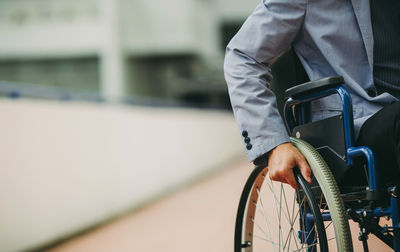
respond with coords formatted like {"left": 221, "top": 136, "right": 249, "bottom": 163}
{"left": 234, "top": 51, "right": 400, "bottom": 252}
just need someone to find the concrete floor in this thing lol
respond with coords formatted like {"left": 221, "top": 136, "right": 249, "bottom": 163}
{"left": 48, "top": 158, "right": 392, "bottom": 252}
{"left": 48, "top": 158, "right": 251, "bottom": 252}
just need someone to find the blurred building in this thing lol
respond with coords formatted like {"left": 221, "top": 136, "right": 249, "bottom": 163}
{"left": 0, "top": 0, "right": 258, "bottom": 106}
{"left": 0, "top": 1, "right": 261, "bottom": 250}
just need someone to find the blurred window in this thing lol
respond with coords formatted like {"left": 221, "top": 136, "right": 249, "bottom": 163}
{"left": 0, "top": 57, "right": 99, "bottom": 92}
{"left": 220, "top": 22, "right": 243, "bottom": 51}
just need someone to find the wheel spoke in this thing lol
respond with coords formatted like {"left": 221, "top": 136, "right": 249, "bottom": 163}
{"left": 291, "top": 189, "right": 297, "bottom": 224}
{"left": 282, "top": 184, "right": 293, "bottom": 224}
{"left": 264, "top": 179, "right": 289, "bottom": 250}
{"left": 251, "top": 217, "right": 268, "bottom": 238}
{"left": 304, "top": 224, "right": 317, "bottom": 243}
{"left": 325, "top": 221, "right": 333, "bottom": 230}
{"left": 290, "top": 192, "right": 301, "bottom": 251}
{"left": 291, "top": 227, "right": 301, "bottom": 250}
{"left": 254, "top": 201, "right": 278, "bottom": 252}
{"left": 282, "top": 226, "right": 292, "bottom": 251}
{"left": 292, "top": 194, "right": 306, "bottom": 226}
{"left": 264, "top": 180, "right": 281, "bottom": 221}
{"left": 253, "top": 234, "right": 281, "bottom": 247}
{"left": 292, "top": 241, "right": 319, "bottom": 252}
{"left": 265, "top": 179, "right": 292, "bottom": 224}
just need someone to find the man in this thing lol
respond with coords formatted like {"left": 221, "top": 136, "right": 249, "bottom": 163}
{"left": 224, "top": 0, "right": 400, "bottom": 189}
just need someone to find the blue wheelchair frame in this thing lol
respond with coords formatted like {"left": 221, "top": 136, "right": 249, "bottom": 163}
{"left": 283, "top": 84, "right": 400, "bottom": 251}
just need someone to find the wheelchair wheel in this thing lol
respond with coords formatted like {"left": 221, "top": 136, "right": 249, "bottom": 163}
{"left": 234, "top": 137, "right": 353, "bottom": 252}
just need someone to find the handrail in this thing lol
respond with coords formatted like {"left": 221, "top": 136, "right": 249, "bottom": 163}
{"left": 0, "top": 81, "right": 228, "bottom": 110}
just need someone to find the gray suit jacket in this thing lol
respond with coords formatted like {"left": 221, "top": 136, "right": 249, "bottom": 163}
{"left": 224, "top": 0, "right": 399, "bottom": 162}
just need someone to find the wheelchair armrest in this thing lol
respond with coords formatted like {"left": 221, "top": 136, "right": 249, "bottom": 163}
{"left": 283, "top": 75, "right": 356, "bottom": 167}
{"left": 284, "top": 76, "right": 344, "bottom": 99}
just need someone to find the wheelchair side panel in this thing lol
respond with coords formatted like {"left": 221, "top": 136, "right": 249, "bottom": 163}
{"left": 292, "top": 115, "right": 348, "bottom": 183}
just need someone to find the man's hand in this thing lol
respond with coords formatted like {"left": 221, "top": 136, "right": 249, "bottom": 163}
{"left": 267, "top": 142, "right": 312, "bottom": 190}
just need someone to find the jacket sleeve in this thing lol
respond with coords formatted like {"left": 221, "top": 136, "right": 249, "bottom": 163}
{"left": 224, "top": 0, "right": 307, "bottom": 162}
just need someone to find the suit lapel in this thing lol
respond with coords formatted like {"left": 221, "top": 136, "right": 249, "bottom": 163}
{"left": 351, "top": 0, "right": 374, "bottom": 70}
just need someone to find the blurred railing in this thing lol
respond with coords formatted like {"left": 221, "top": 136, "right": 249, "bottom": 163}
{"left": 0, "top": 81, "right": 230, "bottom": 109}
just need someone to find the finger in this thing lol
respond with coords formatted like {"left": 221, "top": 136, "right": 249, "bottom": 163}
{"left": 297, "top": 157, "right": 312, "bottom": 184}
{"left": 285, "top": 170, "right": 298, "bottom": 190}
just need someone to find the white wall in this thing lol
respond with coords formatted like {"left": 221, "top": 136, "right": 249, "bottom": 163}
{"left": 0, "top": 99, "right": 243, "bottom": 251}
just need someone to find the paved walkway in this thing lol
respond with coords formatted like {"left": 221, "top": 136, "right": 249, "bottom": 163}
{"left": 48, "top": 158, "right": 392, "bottom": 252}
{"left": 48, "top": 158, "right": 251, "bottom": 252}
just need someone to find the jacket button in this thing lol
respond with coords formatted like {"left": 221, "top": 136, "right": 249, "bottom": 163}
{"left": 246, "top": 144, "right": 252, "bottom": 150}
{"left": 242, "top": 131, "right": 248, "bottom": 137}
{"left": 367, "top": 89, "right": 376, "bottom": 97}
{"left": 244, "top": 137, "right": 250, "bottom": 143}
